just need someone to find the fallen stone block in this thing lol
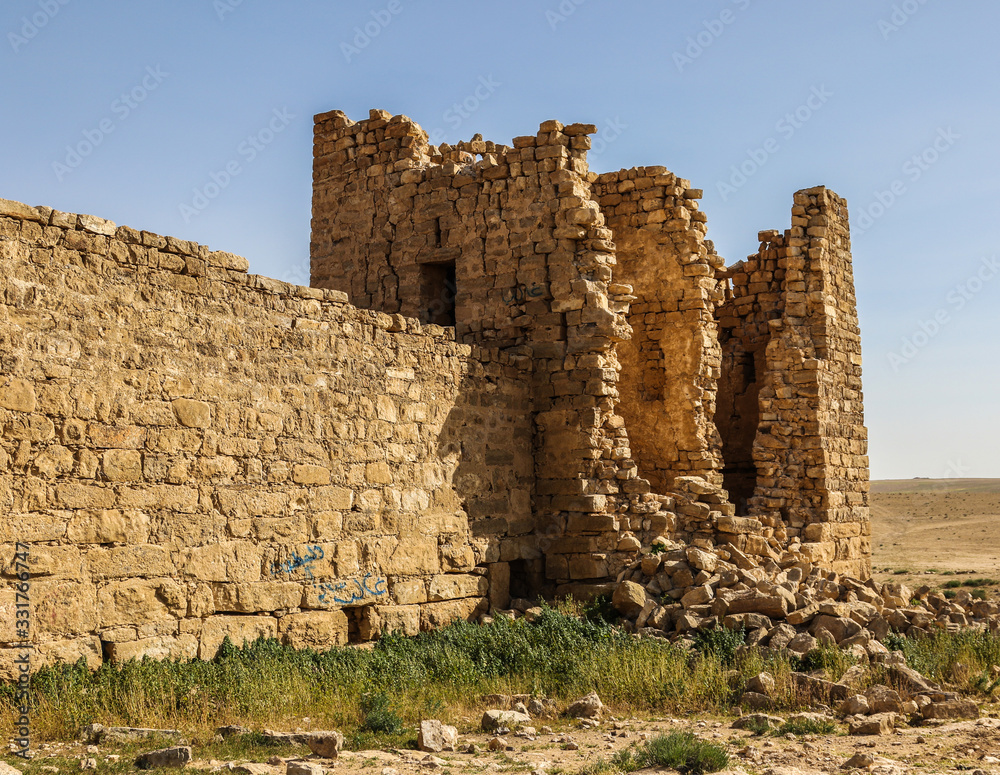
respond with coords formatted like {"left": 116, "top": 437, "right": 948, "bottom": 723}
{"left": 566, "top": 691, "right": 603, "bottom": 719}
{"left": 482, "top": 710, "right": 531, "bottom": 731}
{"left": 417, "top": 719, "right": 459, "bottom": 752}
{"left": 732, "top": 713, "right": 784, "bottom": 731}
{"left": 286, "top": 763, "right": 324, "bottom": 775}
{"left": 740, "top": 691, "right": 772, "bottom": 710}
{"left": 848, "top": 713, "right": 897, "bottom": 736}
{"left": 304, "top": 731, "right": 344, "bottom": 758}
{"left": 135, "top": 746, "right": 192, "bottom": 769}
{"left": 921, "top": 699, "right": 979, "bottom": 720}
{"left": 864, "top": 685, "right": 902, "bottom": 714}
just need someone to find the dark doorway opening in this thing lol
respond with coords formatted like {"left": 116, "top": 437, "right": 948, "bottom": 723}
{"left": 715, "top": 340, "right": 765, "bottom": 515}
{"left": 420, "top": 260, "right": 457, "bottom": 327}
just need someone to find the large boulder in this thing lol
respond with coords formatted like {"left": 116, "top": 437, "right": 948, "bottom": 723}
{"left": 482, "top": 710, "right": 531, "bottom": 732}
{"left": 566, "top": 691, "right": 604, "bottom": 719}
{"left": 417, "top": 719, "right": 459, "bottom": 752}
{"left": 612, "top": 581, "right": 647, "bottom": 619}
{"left": 304, "top": 731, "right": 344, "bottom": 758}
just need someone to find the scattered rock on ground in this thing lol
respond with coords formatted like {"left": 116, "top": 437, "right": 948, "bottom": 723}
{"left": 304, "top": 731, "right": 344, "bottom": 759}
{"left": 417, "top": 720, "right": 459, "bottom": 753}
{"left": 135, "top": 746, "right": 192, "bottom": 769}
{"left": 566, "top": 691, "right": 603, "bottom": 719}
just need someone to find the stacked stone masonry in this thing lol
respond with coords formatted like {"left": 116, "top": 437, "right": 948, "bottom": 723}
{"left": 0, "top": 108, "right": 868, "bottom": 672}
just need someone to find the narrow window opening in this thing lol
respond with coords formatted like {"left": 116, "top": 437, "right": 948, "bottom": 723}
{"left": 419, "top": 260, "right": 457, "bottom": 327}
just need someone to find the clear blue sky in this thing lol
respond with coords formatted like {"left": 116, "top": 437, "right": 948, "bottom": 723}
{"left": 2, "top": 0, "right": 997, "bottom": 480}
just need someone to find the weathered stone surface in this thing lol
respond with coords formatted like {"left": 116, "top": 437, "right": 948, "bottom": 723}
{"left": 612, "top": 581, "right": 647, "bottom": 619}
{"left": 839, "top": 695, "right": 869, "bottom": 717}
{"left": 482, "top": 710, "right": 531, "bottom": 732}
{"left": 922, "top": 699, "right": 979, "bottom": 720}
{"left": 849, "top": 713, "right": 897, "bottom": 736}
{"left": 566, "top": 691, "right": 603, "bottom": 719}
{"left": 135, "top": 746, "right": 191, "bottom": 769}
{"left": 304, "top": 730, "right": 344, "bottom": 758}
{"left": 417, "top": 719, "right": 459, "bottom": 752}
{"left": 286, "top": 762, "right": 323, "bottom": 775}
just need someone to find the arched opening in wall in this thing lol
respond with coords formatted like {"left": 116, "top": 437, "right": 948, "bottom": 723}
{"left": 419, "top": 259, "right": 457, "bottom": 327}
{"left": 715, "top": 336, "right": 765, "bottom": 515}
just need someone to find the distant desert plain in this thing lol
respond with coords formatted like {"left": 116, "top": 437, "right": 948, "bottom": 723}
{"left": 871, "top": 478, "right": 1000, "bottom": 593}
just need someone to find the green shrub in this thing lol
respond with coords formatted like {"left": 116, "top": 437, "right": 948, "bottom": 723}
{"left": 640, "top": 732, "right": 730, "bottom": 774}
{"left": 739, "top": 716, "right": 773, "bottom": 736}
{"left": 359, "top": 691, "right": 403, "bottom": 734}
{"left": 692, "top": 626, "right": 746, "bottom": 666}
{"left": 582, "top": 594, "right": 621, "bottom": 625}
{"left": 777, "top": 716, "right": 836, "bottom": 736}
{"left": 944, "top": 580, "right": 962, "bottom": 589}
{"left": 944, "top": 590, "right": 957, "bottom": 599}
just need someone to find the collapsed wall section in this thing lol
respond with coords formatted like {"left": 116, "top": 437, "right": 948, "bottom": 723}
{"left": 715, "top": 187, "right": 870, "bottom": 577}
{"left": 0, "top": 199, "right": 531, "bottom": 676}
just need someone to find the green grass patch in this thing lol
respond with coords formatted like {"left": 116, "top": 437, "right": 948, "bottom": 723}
{"left": 777, "top": 716, "right": 837, "bottom": 736}
{"left": 610, "top": 732, "right": 730, "bottom": 774}
{"left": 889, "top": 629, "right": 1000, "bottom": 694}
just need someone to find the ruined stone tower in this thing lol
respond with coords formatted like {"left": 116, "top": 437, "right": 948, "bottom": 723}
{"left": 310, "top": 109, "right": 870, "bottom": 591}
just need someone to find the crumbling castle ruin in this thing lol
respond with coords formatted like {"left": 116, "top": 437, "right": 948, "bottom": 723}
{"left": 0, "top": 109, "right": 868, "bottom": 674}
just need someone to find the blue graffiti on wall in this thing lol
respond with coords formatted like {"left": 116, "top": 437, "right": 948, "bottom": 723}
{"left": 269, "top": 546, "right": 387, "bottom": 607}
{"left": 317, "top": 572, "right": 388, "bottom": 606}
{"left": 270, "top": 545, "right": 325, "bottom": 580}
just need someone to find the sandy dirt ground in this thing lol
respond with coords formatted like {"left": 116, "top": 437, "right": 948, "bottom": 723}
{"left": 871, "top": 479, "right": 1000, "bottom": 591}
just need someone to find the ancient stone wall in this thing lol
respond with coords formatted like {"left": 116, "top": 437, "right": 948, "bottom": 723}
{"left": 0, "top": 198, "right": 531, "bottom": 676}
{"left": 0, "top": 110, "right": 870, "bottom": 673}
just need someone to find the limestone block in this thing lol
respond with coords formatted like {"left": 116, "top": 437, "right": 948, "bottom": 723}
{"left": 293, "top": 465, "right": 331, "bottom": 485}
{"left": 391, "top": 579, "right": 427, "bottom": 605}
{"left": 0, "top": 379, "right": 36, "bottom": 413}
{"left": 427, "top": 574, "right": 489, "bottom": 602}
{"left": 32, "top": 580, "right": 99, "bottom": 636}
{"left": 87, "top": 545, "right": 173, "bottom": 579}
{"left": 420, "top": 597, "right": 487, "bottom": 631}
{"left": 98, "top": 578, "right": 187, "bottom": 627}
{"left": 67, "top": 509, "right": 151, "bottom": 544}
{"left": 105, "top": 635, "right": 199, "bottom": 663}
{"left": 179, "top": 542, "right": 263, "bottom": 583}
{"left": 171, "top": 398, "right": 212, "bottom": 428}
{"left": 102, "top": 450, "right": 143, "bottom": 482}
{"left": 199, "top": 615, "right": 278, "bottom": 659}
{"left": 369, "top": 605, "right": 420, "bottom": 637}
{"left": 212, "top": 582, "right": 303, "bottom": 613}
{"left": 278, "top": 610, "right": 349, "bottom": 649}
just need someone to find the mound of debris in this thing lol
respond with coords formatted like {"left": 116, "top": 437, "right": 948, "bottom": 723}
{"left": 600, "top": 539, "right": 999, "bottom": 655}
